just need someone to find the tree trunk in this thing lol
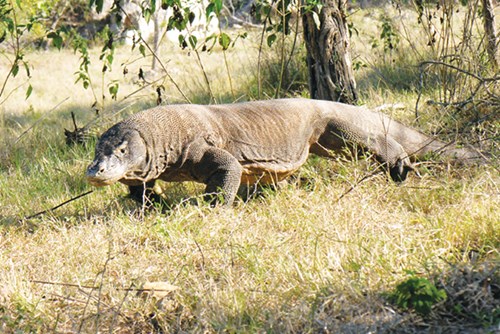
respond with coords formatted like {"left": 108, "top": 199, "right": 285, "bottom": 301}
{"left": 302, "top": 0, "right": 358, "bottom": 104}
{"left": 482, "top": 0, "right": 498, "bottom": 69}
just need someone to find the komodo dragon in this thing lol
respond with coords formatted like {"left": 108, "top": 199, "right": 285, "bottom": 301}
{"left": 86, "top": 98, "right": 482, "bottom": 206}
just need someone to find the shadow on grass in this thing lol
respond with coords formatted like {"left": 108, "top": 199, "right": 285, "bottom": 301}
{"left": 379, "top": 259, "right": 500, "bottom": 333}
{"left": 354, "top": 46, "right": 433, "bottom": 96}
{"left": 357, "top": 61, "right": 421, "bottom": 94}
{"left": 0, "top": 215, "right": 20, "bottom": 227}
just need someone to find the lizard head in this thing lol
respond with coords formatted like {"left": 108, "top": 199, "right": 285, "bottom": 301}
{"left": 86, "top": 126, "right": 147, "bottom": 187}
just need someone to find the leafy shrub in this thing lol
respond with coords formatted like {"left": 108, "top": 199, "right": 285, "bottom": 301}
{"left": 388, "top": 274, "right": 447, "bottom": 316}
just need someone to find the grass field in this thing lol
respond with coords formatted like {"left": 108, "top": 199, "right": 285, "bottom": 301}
{"left": 1, "top": 4, "right": 499, "bottom": 333}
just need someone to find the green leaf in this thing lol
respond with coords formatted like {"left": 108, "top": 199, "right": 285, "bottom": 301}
{"left": 267, "top": 33, "right": 277, "bottom": 47}
{"left": 5, "top": 18, "right": 14, "bottom": 33}
{"left": 219, "top": 32, "right": 231, "bottom": 50}
{"left": 231, "top": 31, "right": 247, "bottom": 47}
{"left": 89, "top": 0, "right": 104, "bottom": 13}
{"left": 47, "top": 32, "right": 63, "bottom": 50}
{"left": 178, "top": 35, "right": 187, "bottom": 49}
{"left": 188, "top": 35, "right": 197, "bottom": 49}
{"left": 144, "top": 8, "right": 152, "bottom": 23}
{"left": 109, "top": 82, "right": 119, "bottom": 100}
{"left": 12, "top": 63, "right": 19, "bottom": 77}
{"left": 23, "top": 61, "right": 30, "bottom": 77}
{"left": 25, "top": 84, "right": 32, "bottom": 99}
{"left": 95, "top": 0, "right": 104, "bottom": 13}
{"left": 139, "top": 44, "right": 146, "bottom": 57}
{"left": 188, "top": 10, "right": 195, "bottom": 24}
{"left": 203, "top": 33, "right": 217, "bottom": 52}
{"left": 348, "top": 22, "right": 359, "bottom": 38}
{"left": 206, "top": 3, "right": 215, "bottom": 18}
{"left": 214, "top": 0, "right": 223, "bottom": 13}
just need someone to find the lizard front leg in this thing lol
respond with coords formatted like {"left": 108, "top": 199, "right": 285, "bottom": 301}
{"left": 191, "top": 147, "right": 243, "bottom": 206}
{"left": 128, "top": 180, "right": 162, "bottom": 206}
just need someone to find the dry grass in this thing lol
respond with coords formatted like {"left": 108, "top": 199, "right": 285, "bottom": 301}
{"left": 1, "top": 4, "right": 499, "bottom": 333}
{"left": 1, "top": 164, "right": 498, "bottom": 332}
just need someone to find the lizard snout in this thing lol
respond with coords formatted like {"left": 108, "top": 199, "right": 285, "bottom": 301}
{"left": 86, "top": 159, "right": 124, "bottom": 186}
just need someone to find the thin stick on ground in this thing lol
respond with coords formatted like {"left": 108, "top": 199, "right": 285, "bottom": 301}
{"left": 31, "top": 279, "right": 180, "bottom": 294}
{"left": 24, "top": 190, "right": 94, "bottom": 220}
{"left": 30, "top": 280, "right": 99, "bottom": 290}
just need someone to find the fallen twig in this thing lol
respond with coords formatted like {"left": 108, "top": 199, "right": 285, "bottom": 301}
{"left": 24, "top": 190, "right": 94, "bottom": 220}
{"left": 30, "top": 280, "right": 99, "bottom": 290}
{"left": 31, "top": 279, "right": 181, "bottom": 293}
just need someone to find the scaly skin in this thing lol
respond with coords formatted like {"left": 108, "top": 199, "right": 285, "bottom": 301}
{"left": 86, "top": 98, "right": 484, "bottom": 206}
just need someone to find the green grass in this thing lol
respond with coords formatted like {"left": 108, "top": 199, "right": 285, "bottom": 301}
{"left": 1, "top": 5, "right": 499, "bottom": 333}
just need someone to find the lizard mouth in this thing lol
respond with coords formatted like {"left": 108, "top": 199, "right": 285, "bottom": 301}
{"left": 86, "top": 176, "right": 122, "bottom": 187}
{"left": 86, "top": 160, "right": 128, "bottom": 187}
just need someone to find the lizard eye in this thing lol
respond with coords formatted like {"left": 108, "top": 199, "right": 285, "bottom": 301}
{"left": 116, "top": 141, "right": 128, "bottom": 155}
